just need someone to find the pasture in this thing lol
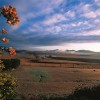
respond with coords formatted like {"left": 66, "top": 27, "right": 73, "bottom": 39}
{"left": 9, "top": 53, "right": 100, "bottom": 99}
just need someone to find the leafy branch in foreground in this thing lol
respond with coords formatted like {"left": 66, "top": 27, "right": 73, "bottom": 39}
{"left": 0, "top": 5, "right": 20, "bottom": 99}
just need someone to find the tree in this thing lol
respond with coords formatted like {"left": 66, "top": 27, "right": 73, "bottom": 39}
{"left": 0, "top": 5, "right": 20, "bottom": 99}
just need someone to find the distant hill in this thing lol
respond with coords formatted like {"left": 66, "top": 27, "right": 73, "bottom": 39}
{"left": 65, "top": 49, "right": 97, "bottom": 54}
{"left": 66, "top": 50, "right": 76, "bottom": 53}
{"left": 16, "top": 50, "right": 46, "bottom": 56}
{"left": 16, "top": 49, "right": 100, "bottom": 56}
{"left": 46, "top": 49, "right": 64, "bottom": 53}
{"left": 46, "top": 49, "right": 59, "bottom": 52}
{"left": 76, "top": 50, "right": 94, "bottom": 53}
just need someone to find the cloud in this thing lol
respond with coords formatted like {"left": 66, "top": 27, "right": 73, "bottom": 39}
{"left": 75, "top": 3, "right": 91, "bottom": 14}
{"left": 43, "top": 13, "right": 67, "bottom": 25}
{"left": 76, "top": 3, "right": 100, "bottom": 19}
{"left": 8, "top": 29, "right": 100, "bottom": 49}
{"left": 46, "top": 25, "right": 62, "bottom": 33}
{"left": 71, "top": 22, "right": 85, "bottom": 27}
{"left": 43, "top": 10, "right": 76, "bottom": 26}
{"left": 83, "top": 9, "right": 100, "bottom": 18}
{"left": 81, "top": 4, "right": 92, "bottom": 13}
{"left": 94, "top": 0, "right": 100, "bottom": 6}
{"left": 9, "top": 0, "right": 65, "bottom": 31}
{"left": 79, "top": 29, "right": 100, "bottom": 36}
{"left": 94, "top": 19, "right": 100, "bottom": 23}
{"left": 1, "top": 0, "right": 100, "bottom": 51}
{"left": 65, "top": 10, "right": 75, "bottom": 18}
{"left": 74, "top": 3, "right": 100, "bottom": 19}
{"left": 83, "top": 11, "right": 97, "bottom": 18}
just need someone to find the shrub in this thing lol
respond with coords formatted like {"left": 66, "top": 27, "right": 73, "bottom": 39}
{"left": 67, "top": 85, "right": 100, "bottom": 100}
{"left": 0, "top": 60, "right": 16, "bottom": 99}
{"left": 1, "top": 59, "right": 20, "bottom": 70}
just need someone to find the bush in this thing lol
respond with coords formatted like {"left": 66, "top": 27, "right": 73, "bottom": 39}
{"left": 1, "top": 59, "right": 20, "bottom": 70}
{"left": 67, "top": 85, "right": 100, "bottom": 100}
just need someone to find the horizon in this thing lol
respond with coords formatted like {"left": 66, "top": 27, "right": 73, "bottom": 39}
{"left": 0, "top": 0, "right": 100, "bottom": 52}
{"left": 16, "top": 43, "right": 100, "bottom": 52}
{"left": 16, "top": 48, "right": 99, "bottom": 53}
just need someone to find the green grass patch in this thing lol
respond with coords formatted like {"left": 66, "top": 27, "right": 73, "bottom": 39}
{"left": 26, "top": 67, "right": 50, "bottom": 82}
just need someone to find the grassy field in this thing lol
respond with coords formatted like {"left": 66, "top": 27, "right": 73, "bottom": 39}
{"left": 2, "top": 53, "right": 99, "bottom": 99}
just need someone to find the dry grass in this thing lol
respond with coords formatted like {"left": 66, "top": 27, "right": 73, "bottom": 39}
{"left": 3, "top": 54, "right": 100, "bottom": 99}
{"left": 11, "top": 65, "right": 100, "bottom": 98}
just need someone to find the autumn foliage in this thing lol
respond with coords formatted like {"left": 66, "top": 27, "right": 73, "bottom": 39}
{"left": 0, "top": 5, "right": 20, "bottom": 99}
{"left": 0, "top": 5, "right": 20, "bottom": 56}
{"left": 0, "top": 5, "right": 20, "bottom": 25}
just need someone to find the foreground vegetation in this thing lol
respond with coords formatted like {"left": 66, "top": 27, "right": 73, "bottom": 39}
{"left": 2, "top": 59, "right": 20, "bottom": 70}
{"left": 19, "top": 85, "right": 100, "bottom": 100}
{"left": 0, "top": 4, "right": 20, "bottom": 99}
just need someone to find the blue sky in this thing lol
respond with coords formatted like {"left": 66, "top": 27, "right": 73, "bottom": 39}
{"left": 0, "top": 0, "right": 100, "bottom": 51}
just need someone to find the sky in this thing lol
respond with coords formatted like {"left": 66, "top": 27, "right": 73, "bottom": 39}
{"left": 0, "top": 0, "right": 100, "bottom": 51}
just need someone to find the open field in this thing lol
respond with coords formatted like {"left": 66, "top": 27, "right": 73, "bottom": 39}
{"left": 6, "top": 53, "right": 100, "bottom": 99}
{"left": 2, "top": 53, "right": 100, "bottom": 99}
{"left": 13, "top": 67, "right": 100, "bottom": 96}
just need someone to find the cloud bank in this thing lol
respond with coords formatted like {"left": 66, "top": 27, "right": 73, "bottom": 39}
{"left": 0, "top": 0, "right": 100, "bottom": 51}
